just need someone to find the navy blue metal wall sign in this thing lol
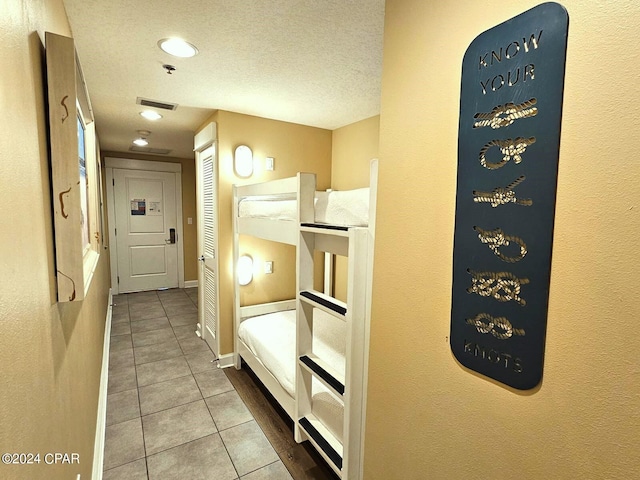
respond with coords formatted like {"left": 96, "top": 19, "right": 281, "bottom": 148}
{"left": 450, "top": 3, "right": 569, "bottom": 390}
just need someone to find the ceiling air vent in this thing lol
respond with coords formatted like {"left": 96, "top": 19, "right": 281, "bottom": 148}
{"left": 129, "top": 146, "right": 173, "bottom": 155}
{"left": 136, "top": 97, "right": 178, "bottom": 111}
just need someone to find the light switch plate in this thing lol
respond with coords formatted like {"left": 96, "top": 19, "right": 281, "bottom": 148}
{"left": 264, "top": 261, "right": 273, "bottom": 274}
{"left": 265, "top": 157, "right": 274, "bottom": 171}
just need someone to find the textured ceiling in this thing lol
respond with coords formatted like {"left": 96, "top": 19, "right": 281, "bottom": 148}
{"left": 63, "top": 0, "right": 385, "bottom": 159}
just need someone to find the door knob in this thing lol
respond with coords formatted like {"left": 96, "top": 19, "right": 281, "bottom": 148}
{"left": 165, "top": 228, "right": 176, "bottom": 244}
{"left": 198, "top": 255, "right": 205, "bottom": 262}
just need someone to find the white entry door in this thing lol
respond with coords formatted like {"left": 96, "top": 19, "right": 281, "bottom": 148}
{"left": 196, "top": 144, "right": 220, "bottom": 357}
{"left": 113, "top": 168, "right": 179, "bottom": 293}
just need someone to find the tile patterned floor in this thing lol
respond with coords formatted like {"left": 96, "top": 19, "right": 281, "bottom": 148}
{"left": 104, "top": 288, "right": 293, "bottom": 480}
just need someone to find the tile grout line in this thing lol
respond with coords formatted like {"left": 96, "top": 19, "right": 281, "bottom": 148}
{"left": 134, "top": 291, "right": 161, "bottom": 480}
{"left": 134, "top": 290, "right": 209, "bottom": 478}
{"left": 217, "top": 428, "right": 242, "bottom": 480}
{"left": 241, "top": 458, "right": 285, "bottom": 479}
{"left": 132, "top": 293, "right": 150, "bottom": 479}
{"left": 199, "top": 379, "right": 225, "bottom": 471}
{"left": 161, "top": 294, "right": 243, "bottom": 478}
{"left": 103, "top": 294, "right": 145, "bottom": 476}
{"left": 232, "top": 380, "right": 295, "bottom": 479}
{"left": 106, "top": 288, "right": 290, "bottom": 479}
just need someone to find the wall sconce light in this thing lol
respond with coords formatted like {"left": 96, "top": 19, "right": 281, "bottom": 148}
{"left": 237, "top": 255, "right": 254, "bottom": 286}
{"left": 234, "top": 145, "right": 253, "bottom": 178}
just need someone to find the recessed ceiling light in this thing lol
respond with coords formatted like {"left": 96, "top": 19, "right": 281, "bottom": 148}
{"left": 158, "top": 38, "right": 199, "bottom": 58}
{"left": 133, "top": 130, "right": 150, "bottom": 146}
{"left": 140, "top": 110, "right": 163, "bottom": 121}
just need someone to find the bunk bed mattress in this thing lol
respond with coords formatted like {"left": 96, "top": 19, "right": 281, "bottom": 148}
{"left": 238, "top": 187, "right": 370, "bottom": 226}
{"left": 238, "top": 308, "right": 345, "bottom": 440}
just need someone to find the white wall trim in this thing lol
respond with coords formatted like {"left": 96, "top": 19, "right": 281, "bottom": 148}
{"left": 92, "top": 288, "right": 112, "bottom": 480}
{"left": 184, "top": 280, "right": 198, "bottom": 288}
{"left": 104, "top": 157, "right": 181, "bottom": 172}
{"left": 217, "top": 353, "right": 235, "bottom": 369}
{"left": 194, "top": 122, "right": 216, "bottom": 151}
{"left": 105, "top": 169, "right": 119, "bottom": 294}
{"left": 175, "top": 170, "right": 185, "bottom": 289}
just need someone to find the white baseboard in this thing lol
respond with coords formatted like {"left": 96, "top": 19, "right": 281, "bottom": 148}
{"left": 184, "top": 280, "right": 198, "bottom": 289}
{"left": 218, "top": 353, "right": 235, "bottom": 369}
{"left": 92, "top": 289, "right": 112, "bottom": 480}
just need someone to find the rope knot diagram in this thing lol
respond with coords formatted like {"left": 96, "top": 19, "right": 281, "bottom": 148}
{"left": 473, "top": 175, "right": 532, "bottom": 207}
{"left": 474, "top": 226, "right": 527, "bottom": 263}
{"left": 467, "top": 270, "right": 529, "bottom": 306}
{"left": 479, "top": 137, "right": 536, "bottom": 170}
{"left": 473, "top": 98, "right": 538, "bottom": 129}
{"left": 466, "top": 313, "right": 525, "bottom": 340}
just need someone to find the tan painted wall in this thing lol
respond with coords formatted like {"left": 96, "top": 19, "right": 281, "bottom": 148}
{"left": 197, "top": 110, "right": 332, "bottom": 353}
{"left": 331, "top": 116, "right": 380, "bottom": 301}
{"left": 0, "top": 1, "right": 111, "bottom": 479}
{"left": 364, "top": 1, "right": 640, "bottom": 478}
{"left": 102, "top": 151, "right": 199, "bottom": 282}
{"left": 331, "top": 115, "right": 380, "bottom": 190}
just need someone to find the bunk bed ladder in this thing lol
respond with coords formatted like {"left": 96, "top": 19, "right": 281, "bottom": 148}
{"left": 295, "top": 225, "right": 369, "bottom": 479}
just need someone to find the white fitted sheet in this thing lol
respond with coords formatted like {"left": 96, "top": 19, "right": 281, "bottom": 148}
{"left": 238, "top": 308, "right": 345, "bottom": 441}
{"left": 238, "top": 188, "right": 369, "bottom": 227}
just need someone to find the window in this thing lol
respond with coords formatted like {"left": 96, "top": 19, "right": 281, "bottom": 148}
{"left": 78, "top": 114, "right": 91, "bottom": 254}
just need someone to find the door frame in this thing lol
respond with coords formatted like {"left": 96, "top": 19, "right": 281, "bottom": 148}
{"left": 105, "top": 157, "right": 185, "bottom": 295}
{"left": 194, "top": 123, "right": 221, "bottom": 358}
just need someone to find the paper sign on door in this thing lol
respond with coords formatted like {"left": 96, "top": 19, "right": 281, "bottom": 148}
{"left": 130, "top": 199, "right": 146, "bottom": 215}
{"left": 147, "top": 200, "right": 162, "bottom": 216}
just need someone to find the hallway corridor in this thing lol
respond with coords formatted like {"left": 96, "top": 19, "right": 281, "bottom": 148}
{"left": 104, "top": 288, "right": 292, "bottom": 479}
{"left": 104, "top": 288, "right": 336, "bottom": 480}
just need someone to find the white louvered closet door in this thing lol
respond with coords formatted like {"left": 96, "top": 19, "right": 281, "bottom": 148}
{"left": 197, "top": 145, "right": 220, "bottom": 357}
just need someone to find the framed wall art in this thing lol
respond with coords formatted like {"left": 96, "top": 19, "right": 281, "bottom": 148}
{"left": 46, "top": 32, "right": 102, "bottom": 302}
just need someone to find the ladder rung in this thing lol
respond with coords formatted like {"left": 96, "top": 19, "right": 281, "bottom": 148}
{"left": 299, "top": 355, "right": 345, "bottom": 395}
{"left": 301, "top": 222, "right": 349, "bottom": 231}
{"left": 300, "top": 290, "right": 346, "bottom": 316}
{"left": 299, "top": 416, "right": 343, "bottom": 471}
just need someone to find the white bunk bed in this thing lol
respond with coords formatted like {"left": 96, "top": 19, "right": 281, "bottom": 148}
{"left": 237, "top": 306, "right": 347, "bottom": 442}
{"left": 232, "top": 159, "right": 378, "bottom": 479}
